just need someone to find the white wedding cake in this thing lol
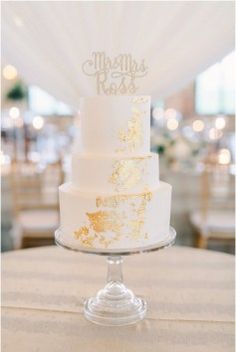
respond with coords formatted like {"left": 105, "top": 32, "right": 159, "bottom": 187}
{"left": 59, "top": 96, "right": 172, "bottom": 250}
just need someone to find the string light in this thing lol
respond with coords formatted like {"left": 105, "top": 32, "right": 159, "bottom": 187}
{"left": 32, "top": 116, "right": 44, "bottom": 130}
{"left": 9, "top": 107, "right": 20, "bottom": 119}
{"left": 167, "top": 118, "right": 179, "bottom": 131}
{"left": 192, "top": 120, "right": 205, "bottom": 132}
{"left": 218, "top": 149, "right": 231, "bottom": 165}
{"left": 3, "top": 65, "right": 17, "bottom": 80}
{"left": 215, "top": 116, "right": 226, "bottom": 130}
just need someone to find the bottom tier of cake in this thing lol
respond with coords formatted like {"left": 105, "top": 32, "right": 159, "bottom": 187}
{"left": 59, "top": 182, "right": 172, "bottom": 250}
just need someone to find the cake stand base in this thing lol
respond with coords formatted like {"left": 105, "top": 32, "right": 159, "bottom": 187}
{"left": 84, "top": 256, "right": 146, "bottom": 326}
{"left": 55, "top": 227, "right": 176, "bottom": 326}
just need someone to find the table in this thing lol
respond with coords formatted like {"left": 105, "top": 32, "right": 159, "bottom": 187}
{"left": 2, "top": 246, "right": 235, "bottom": 352}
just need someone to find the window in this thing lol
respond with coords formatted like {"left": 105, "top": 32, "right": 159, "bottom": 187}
{"left": 29, "top": 86, "right": 73, "bottom": 116}
{"left": 195, "top": 51, "right": 235, "bottom": 115}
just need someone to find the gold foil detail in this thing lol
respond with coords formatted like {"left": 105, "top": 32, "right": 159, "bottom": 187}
{"left": 74, "top": 190, "right": 153, "bottom": 248}
{"left": 96, "top": 190, "right": 152, "bottom": 208}
{"left": 117, "top": 97, "right": 148, "bottom": 152}
{"left": 87, "top": 211, "right": 123, "bottom": 233}
{"left": 74, "top": 226, "right": 89, "bottom": 237}
{"left": 74, "top": 211, "right": 123, "bottom": 248}
{"left": 118, "top": 108, "right": 143, "bottom": 152}
{"left": 109, "top": 158, "right": 147, "bottom": 192}
{"left": 74, "top": 226, "right": 95, "bottom": 247}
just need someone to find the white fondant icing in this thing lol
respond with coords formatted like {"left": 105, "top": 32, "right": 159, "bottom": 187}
{"left": 78, "top": 96, "right": 151, "bottom": 155}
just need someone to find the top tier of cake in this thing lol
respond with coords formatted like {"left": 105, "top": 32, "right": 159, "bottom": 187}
{"left": 79, "top": 95, "right": 151, "bottom": 156}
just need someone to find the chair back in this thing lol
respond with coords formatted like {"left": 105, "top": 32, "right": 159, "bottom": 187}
{"left": 200, "top": 160, "right": 234, "bottom": 225}
{"left": 10, "top": 159, "right": 64, "bottom": 215}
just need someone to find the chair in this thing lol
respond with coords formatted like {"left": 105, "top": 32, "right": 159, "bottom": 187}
{"left": 10, "top": 160, "right": 64, "bottom": 248}
{"left": 190, "top": 160, "right": 235, "bottom": 249}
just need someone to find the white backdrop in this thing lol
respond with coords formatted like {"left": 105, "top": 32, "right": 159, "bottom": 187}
{"left": 2, "top": 1, "right": 235, "bottom": 109}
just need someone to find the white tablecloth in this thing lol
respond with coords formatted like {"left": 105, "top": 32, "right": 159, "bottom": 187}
{"left": 2, "top": 246, "right": 235, "bottom": 352}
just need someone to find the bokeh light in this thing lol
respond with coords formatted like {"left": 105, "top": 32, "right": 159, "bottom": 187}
{"left": 218, "top": 148, "right": 231, "bottom": 165}
{"left": 192, "top": 119, "right": 205, "bottom": 132}
{"left": 32, "top": 116, "right": 44, "bottom": 130}
{"left": 215, "top": 116, "right": 226, "bottom": 130}
{"left": 3, "top": 65, "right": 18, "bottom": 80}
{"left": 167, "top": 118, "right": 179, "bottom": 131}
{"left": 9, "top": 107, "right": 20, "bottom": 119}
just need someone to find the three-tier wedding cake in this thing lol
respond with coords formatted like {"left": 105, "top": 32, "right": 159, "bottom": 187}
{"left": 59, "top": 96, "right": 172, "bottom": 250}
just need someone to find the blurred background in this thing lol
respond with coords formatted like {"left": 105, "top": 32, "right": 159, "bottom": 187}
{"left": 1, "top": 2, "right": 235, "bottom": 254}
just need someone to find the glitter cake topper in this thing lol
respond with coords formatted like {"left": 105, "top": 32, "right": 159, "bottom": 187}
{"left": 82, "top": 52, "right": 148, "bottom": 95}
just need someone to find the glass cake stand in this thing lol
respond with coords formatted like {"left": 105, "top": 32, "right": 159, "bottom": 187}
{"left": 55, "top": 226, "right": 176, "bottom": 326}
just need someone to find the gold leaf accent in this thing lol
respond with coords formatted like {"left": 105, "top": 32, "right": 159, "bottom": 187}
{"left": 117, "top": 104, "right": 145, "bottom": 152}
{"left": 74, "top": 226, "right": 89, "bottom": 238}
{"left": 118, "top": 115, "right": 142, "bottom": 150}
{"left": 74, "top": 190, "right": 153, "bottom": 248}
{"left": 87, "top": 211, "right": 123, "bottom": 233}
{"left": 96, "top": 190, "right": 153, "bottom": 209}
{"left": 109, "top": 158, "right": 147, "bottom": 192}
{"left": 74, "top": 226, "right": 94, "bottom": 247}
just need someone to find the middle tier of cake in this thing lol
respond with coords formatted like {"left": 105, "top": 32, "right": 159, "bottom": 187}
{"left": 71, "top": 153, "right": 159, "bottom": 193}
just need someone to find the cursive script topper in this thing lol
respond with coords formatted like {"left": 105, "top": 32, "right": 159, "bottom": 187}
{"left": 82, "top": 52, "right": 148, "bottom": 95}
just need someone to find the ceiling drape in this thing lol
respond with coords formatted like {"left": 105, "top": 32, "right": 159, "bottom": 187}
{"left": 2, "top": 1, "right": 235, "bottom": 109}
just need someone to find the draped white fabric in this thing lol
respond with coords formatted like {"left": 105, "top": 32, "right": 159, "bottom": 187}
{"left": 2, "top": 1, "right": 235, "bottom": 109}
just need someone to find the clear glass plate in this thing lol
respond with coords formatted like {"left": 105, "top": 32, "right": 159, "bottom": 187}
{"left": 55, "top": 226, "right": 176, "bottom": 256}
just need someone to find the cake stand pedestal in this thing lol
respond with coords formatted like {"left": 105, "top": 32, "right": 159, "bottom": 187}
{"left": 55, "top": 227, "right": 176, "bottom": 326}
